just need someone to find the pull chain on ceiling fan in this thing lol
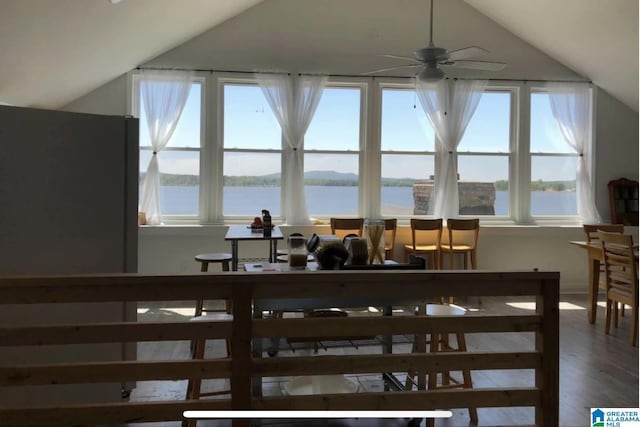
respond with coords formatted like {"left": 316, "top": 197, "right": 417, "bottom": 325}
{"left": 364, "top": 0, "right": 506, "bottom": 82}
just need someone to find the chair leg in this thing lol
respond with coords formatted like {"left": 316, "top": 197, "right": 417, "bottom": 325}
{"left": 470, "top": 249, "right": 477, "bottom": 270}
{"left": 605, "top": 299, "right": 612, "bottom": 335}
{"left": 614, "top": 302, "right": 619, "bottom": 328}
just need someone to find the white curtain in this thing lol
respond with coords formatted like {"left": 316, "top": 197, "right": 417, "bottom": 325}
{"left": 256, "top": 73, "right": 327, "bottom": 225}
{"left": 139, "top": 70, "right": 192, "bottom": 225}
{"left": 547, "top": 82, "right": 601, "bottom": 223}
{"left": 417, "top": 78, "right": 488, "bottom": 219}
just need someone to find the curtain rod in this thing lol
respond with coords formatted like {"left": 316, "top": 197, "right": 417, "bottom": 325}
{"left": 135, "top": 66, "right": 591, "bottom": 84}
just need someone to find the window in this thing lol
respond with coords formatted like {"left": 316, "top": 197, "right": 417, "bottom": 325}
{"left": 380, "top": 86, "right": 435, "bottom": 217}
{"left": 134, "top": 76, "right": 203, "bottom": 219}
{"left": 130, "top": 72, "right": 592, "bottom": 225}
{"left": 457, "top": 90, "right": 512, "bottom": 216}
{"left": 529, "top": 91, "right": 579, "bottom": 216}
{"left": 304, "top": 86, "right": 362, "bottom": 217}
{"left": 222, "top": 82, "right": 282, "bottom": 217}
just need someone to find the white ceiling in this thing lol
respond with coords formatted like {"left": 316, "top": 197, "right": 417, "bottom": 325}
{"left": 0, "top": 0, "right": 637, "bottom": 111}
{"left": 465, "top": 0, "right": 638, "bottom": 112}
{"left": 0, "top": 0, "right": 261, "bottom": 108}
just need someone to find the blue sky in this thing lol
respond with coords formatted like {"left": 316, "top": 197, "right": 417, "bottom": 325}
{"left": 139, "top": 83, "right": 577, "bottom": 182}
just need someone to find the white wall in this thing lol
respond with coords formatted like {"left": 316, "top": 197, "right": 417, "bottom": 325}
{"left": 594, "top": 88, "right": 639, "bottom": 221}
{"left": 63, "top": 74, "right": 128, "bottom": 116}
{"left": 138, "top": 224, "right": 637, "bottom": 294}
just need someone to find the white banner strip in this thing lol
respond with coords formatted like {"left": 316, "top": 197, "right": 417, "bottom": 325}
{"left": 183, "top": 410, "right": 453, "bottom": 419}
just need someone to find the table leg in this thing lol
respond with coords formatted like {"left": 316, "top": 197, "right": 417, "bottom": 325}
{"left": 252, "top": 308, "right": 263, "bottom": 397}
{"left": 231, "top": 240, "right": 238, "bottom": 271}
{"left": 588, "top": 255, "right": 600, "bottom": 324}
{"left": 270, "top": 239, "right": 276, "bottom": 263}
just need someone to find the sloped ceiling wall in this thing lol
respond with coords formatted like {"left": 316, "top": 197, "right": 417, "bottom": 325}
{"left": 146, "top": 0, "right": 582, "bottom": 83}
{"left": 466, "top": 0, "right": 638, "bottom": 111}
{"left": 0, "top": 0, "right": 261, "bottom": 108}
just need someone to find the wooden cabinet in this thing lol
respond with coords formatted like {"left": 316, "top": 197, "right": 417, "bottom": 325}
{"left": 608, "top": 177, "right": 639, "bottom": 226}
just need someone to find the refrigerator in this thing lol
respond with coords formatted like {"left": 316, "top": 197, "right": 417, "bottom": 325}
{"left": 0, "top": 105, "right": 138, "bottom": 406}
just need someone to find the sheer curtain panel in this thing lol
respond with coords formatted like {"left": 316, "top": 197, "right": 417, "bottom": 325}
{"left": 547, "top": 82, "right": 601, "bottom": 223}
{"left": 417, "top": 78, "right": 487, "bottom": 219}
{"left": 139, "top": 70, "right": 192, "bottom": 225}
{"left": 256, "top": 73, "right": 327, "bottom": 225}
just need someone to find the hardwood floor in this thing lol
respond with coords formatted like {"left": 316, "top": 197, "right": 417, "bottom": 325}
{"left": 125, "top": 294, "right": 638, "bottom": 427}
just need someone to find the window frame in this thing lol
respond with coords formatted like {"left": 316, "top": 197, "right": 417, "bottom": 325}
{"left": 216, "top": 77, "right": 284, "bottom": 222}
{"left": 455, "top": 85, "right": 516, "bottom": 221}
{"left": 303, "top": 79, "right": 367, "bottom": 218}
{"left": 526, "top": 85, "right": 592, "bottom": 224}
{"left": 130, "top": 72, "right": 206, "bottom": 224}
{"left": 376, "top": 81, "right": 436, "bottom": 219}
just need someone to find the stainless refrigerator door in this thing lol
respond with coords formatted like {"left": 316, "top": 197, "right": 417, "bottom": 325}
{"left": 0, "top": 105, "right": 138, "bottom": 406}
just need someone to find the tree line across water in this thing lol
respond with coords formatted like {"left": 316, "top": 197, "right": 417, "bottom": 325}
{"left": 142, "top": 173, "right": 576, "bottom": 192}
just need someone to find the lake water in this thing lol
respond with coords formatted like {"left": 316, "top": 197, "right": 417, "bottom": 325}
{"left": 150, "top": 186, "right": 577, "bottom": 216}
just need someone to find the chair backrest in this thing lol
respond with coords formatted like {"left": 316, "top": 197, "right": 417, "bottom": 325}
{"left": 409, "top": 218, "right": 443, "bottom": 250}
{"left": 384, "top": 218, "right": 398, "bottom": 252}
{"left": 599, "top": 231, "right": 638, "bottom": 298}
{"left": 583, "top": 224, "right": 625, "bottom": 243}
{"left": 444, "top": 218, "right": 480, "bottom": 250}
{"left": 330, "top": 218, "right": 364, "bottom": 240}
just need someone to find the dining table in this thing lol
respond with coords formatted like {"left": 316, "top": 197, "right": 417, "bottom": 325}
{"left": 224, "top": 225, "right": 284, "bottom": 271}
{"left": 570, "top": 239, "right": 639, "bottom": 324}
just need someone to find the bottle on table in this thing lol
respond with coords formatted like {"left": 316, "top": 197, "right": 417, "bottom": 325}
{"left": 262, "top": 209, "right": 272, "bottom": 237}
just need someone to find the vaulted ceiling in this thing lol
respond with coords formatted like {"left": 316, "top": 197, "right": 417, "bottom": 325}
{"left": 0, "top": 0, "right": 636, "bottom": 111}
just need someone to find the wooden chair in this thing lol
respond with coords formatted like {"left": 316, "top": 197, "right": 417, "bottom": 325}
{"left": 584, "top": 224, "right": 625, "bottom": 314}
{"left": 329, "top": 217, "right": 364, "bottom": 241}
{"left": 441, "top": 218, "right": 480, "bottom": 270}
{"left": 584, "top": 224, "right": 625, "bottom": 243}
{"left": 404, "top": 218, "right": 443, "bottom": 269}
{"left": 384, "top": 218, "right": 398, "bottom": 260}
{"left": 599, "top": 231, "right": 638, "bottom": 346}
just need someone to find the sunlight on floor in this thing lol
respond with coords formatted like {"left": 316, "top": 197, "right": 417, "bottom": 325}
{"left": 506, "top": 301, "right": 586, "bottom": 310}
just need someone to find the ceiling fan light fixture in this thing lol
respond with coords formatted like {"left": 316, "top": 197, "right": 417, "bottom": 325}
{"left": 417, "top": 66, "right": 444, "bottom": 82}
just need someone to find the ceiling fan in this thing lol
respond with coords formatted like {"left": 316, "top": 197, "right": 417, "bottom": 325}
{"left": 365, "top": 0, "right": 506, "bottom": 82}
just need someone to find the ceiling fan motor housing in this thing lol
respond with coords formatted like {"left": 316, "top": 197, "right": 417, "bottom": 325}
{"left": 414, "top": 46, "right": 447, "bottom": 62}
{"left": 416, "top": 65, "right": 445, "bottom": 82}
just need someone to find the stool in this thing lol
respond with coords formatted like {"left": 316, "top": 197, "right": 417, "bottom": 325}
{"left": 406, "top": 304, "right": 477, "bottom": 427}
{"left": 184, "top": 313, "right": 232, "bottom": 427}
{"left": 194, "top": 253, "right": 232, "bottom": 317}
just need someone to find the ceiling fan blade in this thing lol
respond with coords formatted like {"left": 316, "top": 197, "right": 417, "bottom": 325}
{"left": 382, "top": 54, "right": 418, "bottom": 62}
{"left": 442, "top": 59, "right": 506, "bottom": 71}
{"left": 361, "top": 64, "right": 421, "bottom": 75}
{"left": 443, "top": 46, "right": 490, "bottom": 61}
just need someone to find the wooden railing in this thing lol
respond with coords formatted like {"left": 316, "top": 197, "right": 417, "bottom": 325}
{"left": 0, "top": 270, "right": 559, "bottom": 426}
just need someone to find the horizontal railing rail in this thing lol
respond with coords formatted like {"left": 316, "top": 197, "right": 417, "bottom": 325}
{"left": 0, "top": 270, "right": 559, "bottom": 427}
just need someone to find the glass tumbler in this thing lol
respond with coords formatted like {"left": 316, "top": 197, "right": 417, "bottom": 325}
{"left": 288, "top": 235, "right": 308, "bottom": 269}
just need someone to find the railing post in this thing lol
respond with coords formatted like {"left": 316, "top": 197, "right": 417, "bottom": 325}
{"left": 535, "top": 278, "right": 560, "bottom": 426}
{"left": 231, "top": 280, "right": 253, "bottom": 427}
